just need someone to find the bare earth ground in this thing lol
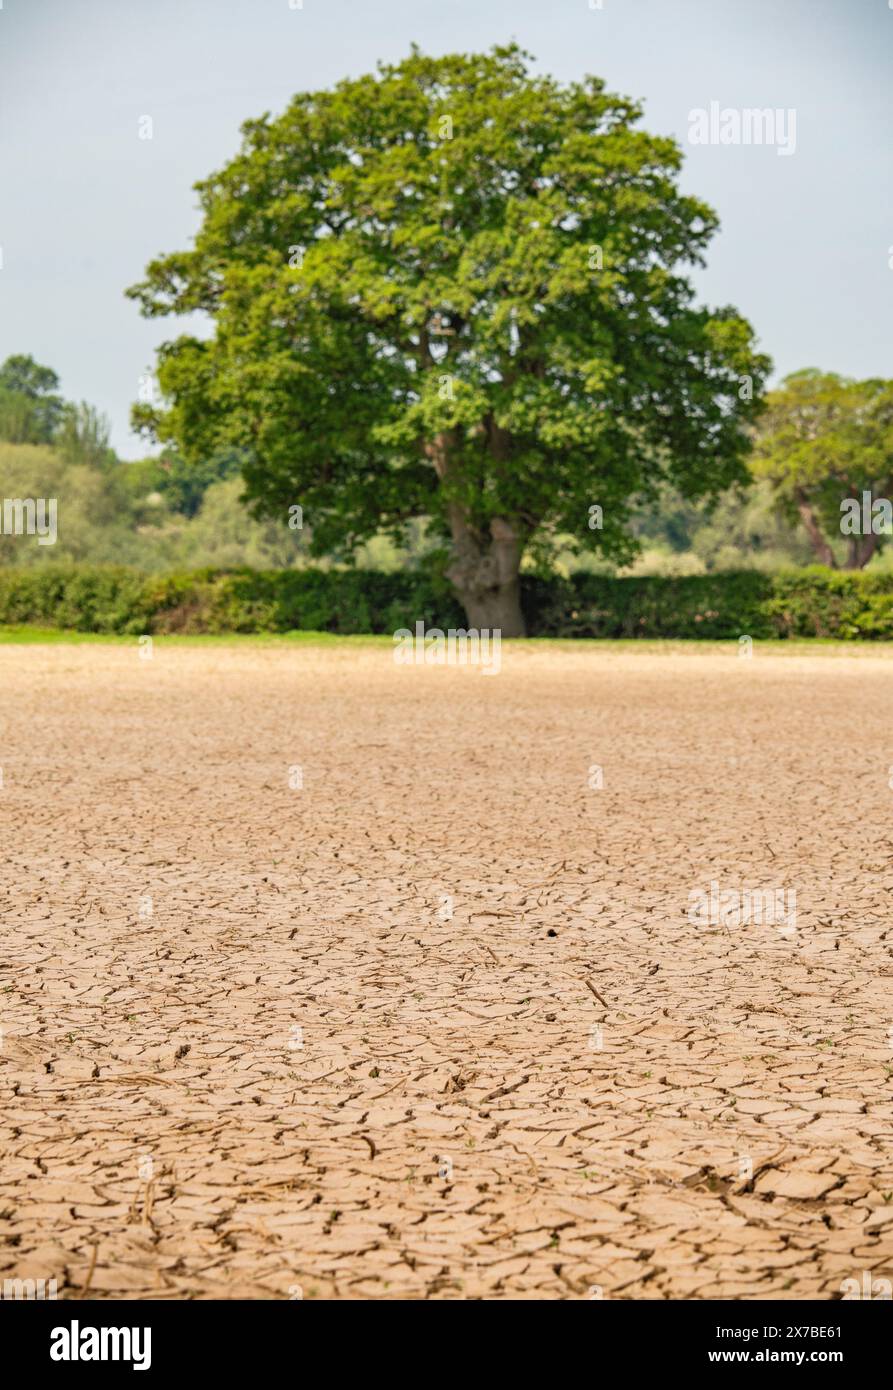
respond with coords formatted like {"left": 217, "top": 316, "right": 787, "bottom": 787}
{"left": 1, "top": 641, "right": 892, "bottom": 1301}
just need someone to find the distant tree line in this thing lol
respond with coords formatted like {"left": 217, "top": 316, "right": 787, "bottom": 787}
{"left": 0, "top": 351, "right": 890, "bottom": 576}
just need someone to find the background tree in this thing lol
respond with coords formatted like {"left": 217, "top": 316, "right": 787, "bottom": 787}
{"left": 752, "top": 370, "right": 893, "bottom": 569}
{"left": 0, "top": 354, "right": 65, "bottom": 445}
{"left": 55, "top": 401, "right": 117, "bottom": 471}
{"left": 152, "top": 446, "right": 243, "bottom": 519}
{"left": 616, "top": 476, "right": 813, "bottom": 576}
{"left": 128, "top": 45, "right": 768, "bottom": 634}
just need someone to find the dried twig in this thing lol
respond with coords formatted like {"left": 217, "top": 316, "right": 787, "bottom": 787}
{"left": 77, "top": 1243, "right": 98, "bottom": 1300}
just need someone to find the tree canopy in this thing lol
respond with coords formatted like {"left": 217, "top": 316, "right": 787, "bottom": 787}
{"left": 0, "top": 353, "right": 65, "bottom": 444}
{"left": 752, "top": 370, "right": 893, "bottom": 569}
{"left": 128, "top": 45, "right": 769, "bottom": 632}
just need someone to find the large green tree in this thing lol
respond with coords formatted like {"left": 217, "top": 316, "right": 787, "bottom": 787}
{"left": 0, "top": 354, "right": 65, "bottom": 445}
{"left": 752, "top": 370, "right": 893, "bottom": 569}
{"left": 128, "top": 45, "right": 768, "bottom": 634}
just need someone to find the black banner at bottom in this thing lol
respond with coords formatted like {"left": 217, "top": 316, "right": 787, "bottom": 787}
{"left": 1, "top": 1296, "right": 886, "bottom": 1375}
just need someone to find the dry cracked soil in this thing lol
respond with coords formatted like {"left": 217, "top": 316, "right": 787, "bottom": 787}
{"left": 1, "top": 641, "right": 892, "bottom": 1300}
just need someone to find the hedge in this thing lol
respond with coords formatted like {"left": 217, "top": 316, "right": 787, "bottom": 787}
{"left": 1, "top": 564, "right": 893, "bottom": 639}
{"left": 0, "top": 566, "right": 464, "bottom": 636}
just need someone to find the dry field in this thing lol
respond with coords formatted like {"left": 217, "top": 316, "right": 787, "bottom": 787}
{"left": 1, "top": 640, "right": 892, "bottom": 1300}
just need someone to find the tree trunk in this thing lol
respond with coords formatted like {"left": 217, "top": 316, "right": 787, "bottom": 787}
{"left": 845, "top": 529, "right": 878, "bottom": 570}
{"left": 424, "top": 431, "right": 527, "bottom": 637}
{"left": 447, "top": 515, "right": 526, "bottom": 636}
{"left": 794, "top": 488, "right": 836, "bottom": 567}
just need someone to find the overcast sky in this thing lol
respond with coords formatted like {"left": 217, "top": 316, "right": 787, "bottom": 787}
{"left": 0, "top": 0, "right": 890, "bottom": 457}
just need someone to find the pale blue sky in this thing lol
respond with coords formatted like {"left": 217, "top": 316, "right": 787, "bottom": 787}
{"left": 0, "top": 0, "right": 890, "bottom": 457}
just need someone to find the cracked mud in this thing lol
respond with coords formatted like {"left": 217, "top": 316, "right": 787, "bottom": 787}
{"left": 1, "top": 642, "right": 892, "bottom": 1299}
